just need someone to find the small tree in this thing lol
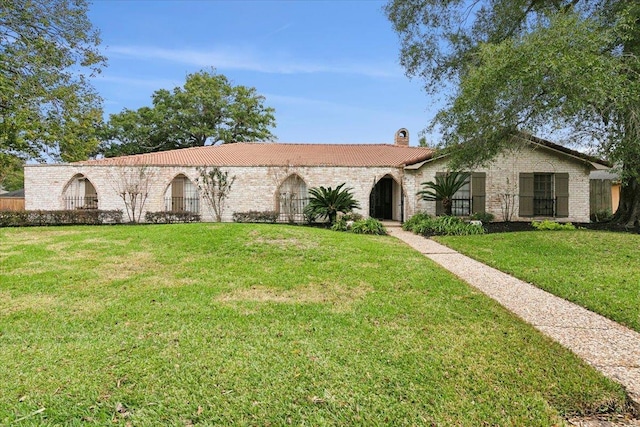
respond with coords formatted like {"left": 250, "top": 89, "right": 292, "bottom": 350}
{"left": 417, "top": 172, "right": 470, "bottom": 216}
{"left": 196, "top": 167, "right": 236, "bottom": 222}
{"left": 305, "top": 183, "right": 361, "bottom": 225}
{"left": 111, "top": 166, "right": 156, "bottom": 223}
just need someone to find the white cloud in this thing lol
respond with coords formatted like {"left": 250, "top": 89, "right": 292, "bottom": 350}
{"left": 106, "top": 45, "right": 399, "bottom": 78}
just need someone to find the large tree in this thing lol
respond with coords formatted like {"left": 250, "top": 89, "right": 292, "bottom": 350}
{"left": 100, "top": 69, "right": 276, "bottom": 156}
{"left": 0, "top": 0, "right": 105, "bottom": 166}
{"left": 386, "top": 1, "right": 640, "bottom": 226}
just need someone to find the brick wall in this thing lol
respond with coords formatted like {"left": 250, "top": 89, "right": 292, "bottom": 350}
{"left": 406, "top": 144, "right": 593, "bottom": 222}
{"left": 24, "top": 143, "right": 595, "bottom": 223}
{"left": 25, "top": 164, "right": 405, "bottom": 222}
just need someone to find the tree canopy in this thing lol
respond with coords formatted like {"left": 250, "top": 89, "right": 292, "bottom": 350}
{"left": 100, "top": 70, "right": 277, "bottom": 157}
{"left": 386, "top": 0, "right": 640, "bottom": 225}
{"left": 0, "top": 0, "right": 105, "bottom": 164}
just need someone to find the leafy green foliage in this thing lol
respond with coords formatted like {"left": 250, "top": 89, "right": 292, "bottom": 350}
{"left": 331, "top": 216, "right": 387, "bottom": 235}
{"left": 402, "top": 211, "right": 432, "bottom": 231}
{"left": 404, "top": 215, "right": 485, "bottom": 236}
{"left": 0, "top": 210, "right": 122, "bottom": 227}
{"left": 470, "top": 211, "right": 495, "bottom": 223}
{"left": 99, "top": 69, "right": 276, "bottom": 156}
{"left": 350, "top": 218, "right": 387, "bottom": 235}
{"left": 417, "top": 172, "right": 470, "bottom": 216}
{"left": 531, "top": 220, "right": 576, "bottom": 231}
{"left": 305, "top": 183, "right": 361, "bottom": 225}
{"left": 385, "top": 0, "right": 640, "bottom": 225}
{"left": 232, "top": 210, "right": 278, "bottom": 223}
{"left": 1, "top": 0, "right": 105, "bottom": 162}
{"left": 0, "top": 154, "right": 24, "bottom": 191}
{"left": 196, "top": 166, "right": 236, "bottom": 222}
{"left": 0, "top": 224, "right": 630, "bottom": 423}
{"left": 144, "top": 211, "right": 201, "bottom": 224}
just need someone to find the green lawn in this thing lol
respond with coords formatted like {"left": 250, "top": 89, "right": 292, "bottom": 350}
{"left": 435, "top": 230, "right": 640, "bottom": 332}
{"left": 0, "top": 224, "right": 631, "bottom": 425}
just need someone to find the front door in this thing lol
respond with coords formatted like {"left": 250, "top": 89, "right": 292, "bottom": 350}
{"left": 370, "top": 178, "right": 393, "bottom": 220}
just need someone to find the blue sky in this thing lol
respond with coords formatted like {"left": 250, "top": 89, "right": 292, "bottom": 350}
{"left": 88, "top": 0, "right": 441, "bottom": 145}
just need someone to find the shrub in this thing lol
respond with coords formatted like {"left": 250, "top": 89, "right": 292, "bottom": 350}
{"left": 531, "top": 220, "right": 576, "bottom": 231}
{"left": 350, "top": 218, "right": 387, "bottom": 235}
{"left": 145, "top": 211, "right": 201, "bottom": 224}
{"left": 590, "top": 208, "right": 613, "bottom": 223}
{"left": 232, "top": 210, "right": 278, "bottom": 223}
{"left": 470, "top": 212, "right": 495, "bottom": 223}
{"left": 407, "top": 215, "right": 485, "bottom": 236}
{"left": 402, "top": 212, "right": 432, "bottom": 231}
{"left": 0, "top": 210, "right": 123, "bottom": 227}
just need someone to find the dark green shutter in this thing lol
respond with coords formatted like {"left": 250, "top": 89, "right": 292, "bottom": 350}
{"left": 435, "top": 172, "right": 444, "bottom": 216}
{"left": 555, "top": 173, "right": 569, "bottom": 217}
{"left": 471, "top": 172, "right": 486, "bottom": 214}
{"left": 519, "top": 173, "right": 534, "bottom": 217}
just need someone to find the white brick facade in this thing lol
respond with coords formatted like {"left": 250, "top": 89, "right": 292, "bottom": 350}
{"left": 24, "top": 142, "right": 598, "bottom": 223}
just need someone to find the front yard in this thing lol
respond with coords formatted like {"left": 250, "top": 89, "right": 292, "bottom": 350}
{"left": 435, "top": 229, "right": 640, "bottom": 332}
{"left": 0, "top": 224, "right": 631, "bottom": 425}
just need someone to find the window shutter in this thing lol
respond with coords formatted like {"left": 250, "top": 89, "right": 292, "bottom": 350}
{"left": 435, "top": 172, "right": 444, "bottom": 216}
{"left": 519, "top": 173, "right": 534, "bottom": 217}
{"left": 555, "top": 173, "right": 569, "bottom": 217}
{"left": 471, "top": 172, "right": 486, "bottom": 214}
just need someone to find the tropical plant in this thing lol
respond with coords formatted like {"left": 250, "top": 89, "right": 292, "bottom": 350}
{"left": 305, "top": 183, "right": 361, "bottom": 225}
{"left": 417, "top": 172, "right": 470, "bottom": 216}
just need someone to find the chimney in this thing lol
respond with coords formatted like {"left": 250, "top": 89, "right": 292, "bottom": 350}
{"left": 394, "top": 128, "right": 409, "bottom": 146}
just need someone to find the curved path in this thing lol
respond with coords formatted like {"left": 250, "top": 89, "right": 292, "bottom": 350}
{"left": 387, "top": 226, "right": 640, "bottom": 414}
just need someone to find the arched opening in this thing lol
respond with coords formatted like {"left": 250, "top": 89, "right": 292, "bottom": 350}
{"left": 277, "top": 174, "right": 308, "bottom": 223}
{"left": 63, "top": 174, "right": 98, "bottom": 209}
{"left": 165, "top": 174, "right": 199, "bottom": 213}
{"left": 369, "top": 175, "right": 403, "bottom": 221}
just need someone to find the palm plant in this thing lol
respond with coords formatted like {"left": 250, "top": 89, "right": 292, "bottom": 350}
{"left": 418, "top": 171, "right": 470, "bottom": 216}
{"left": 305, "top": 183, "right": 361, "bottom": 224}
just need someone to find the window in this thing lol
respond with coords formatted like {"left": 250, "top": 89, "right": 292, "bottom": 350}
{"left": 435, "top": 172, "right": 485, "bottom": 216}
{"left": 451, "top": 176, "right": 471, "bottom": 216}
{"left": 165, "top": 175, "right": 199, "bottom": 213}
{"left": 519, "top": 173, "right": 569, "bottom": 217}
{"left": 63, "top": 175, "right": 98, "bottom": 209}
{"left": 533, "top": 174, "right": 554, "bottom": 216}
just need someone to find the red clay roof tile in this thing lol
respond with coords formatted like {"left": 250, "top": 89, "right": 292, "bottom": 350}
{"left": 77, "top": 143, "right": 434, "bottom": 167}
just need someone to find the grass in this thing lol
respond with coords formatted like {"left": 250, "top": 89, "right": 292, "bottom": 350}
{"left": 435, "top": 230, "right": 640, "bottom": 332}
{"left": 0, "top": 223, "right": 632, "bottom": 425}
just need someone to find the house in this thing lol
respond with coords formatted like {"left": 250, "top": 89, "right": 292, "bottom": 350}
{"left": 24, "top": 129, "right": 610, "bottom": 223}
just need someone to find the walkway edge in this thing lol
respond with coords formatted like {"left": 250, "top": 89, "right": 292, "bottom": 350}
{"left": 387, "top": 227, "right": 640, "bottom": 411}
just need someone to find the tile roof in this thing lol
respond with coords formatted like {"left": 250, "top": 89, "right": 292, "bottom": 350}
{"left": 77, "top": 143, "right": 435, "bottom": 168}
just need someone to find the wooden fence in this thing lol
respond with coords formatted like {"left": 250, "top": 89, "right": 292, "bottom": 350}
{"left": 590, "top": 179, "right": 613, "bottom": 214}
{"left": 0, "top": 197, "right": 25, "bottom": 211}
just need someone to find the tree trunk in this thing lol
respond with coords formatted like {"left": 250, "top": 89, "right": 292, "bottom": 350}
{"left": 611, "top": 176, "right": 640, "bottom": 228}
{"left": 443, "top": 198, "right": 452, "bottom": 216}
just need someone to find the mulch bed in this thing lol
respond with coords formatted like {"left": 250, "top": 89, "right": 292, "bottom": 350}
{"left": 484, "top": 221, "right": 640, "bottom": 234}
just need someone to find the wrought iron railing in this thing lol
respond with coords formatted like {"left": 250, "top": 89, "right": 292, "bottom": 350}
{"left": 64, "top": 195, "right": 98, "bottom": 210}
{"left": 534, "top": 197, "right": 556, "bottom": 216}
{"left": 164, "top": 197, "right": 200, "bottom": 213}
{"left": 277, "top": 196, "right": 309, "bottom": 223}
{"left": 451, "top": 197, "right": 472, "bottom": 216}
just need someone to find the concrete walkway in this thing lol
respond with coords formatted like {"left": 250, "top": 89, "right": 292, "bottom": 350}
{"left": 386, "top": 226, "right": 640, "bottom": 412}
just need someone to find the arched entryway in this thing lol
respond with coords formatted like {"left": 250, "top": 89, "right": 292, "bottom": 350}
{"left": 63, "top": 174, "right": 98, "bottom": 209}
{"left": 276, "top": 174, "right": 308, "bottom": 223}
{"left": 164, "top": 174, "right": 199, "bottom": 213}
{"left": 369, "top": 175, "right": 403, "bottom": 221}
